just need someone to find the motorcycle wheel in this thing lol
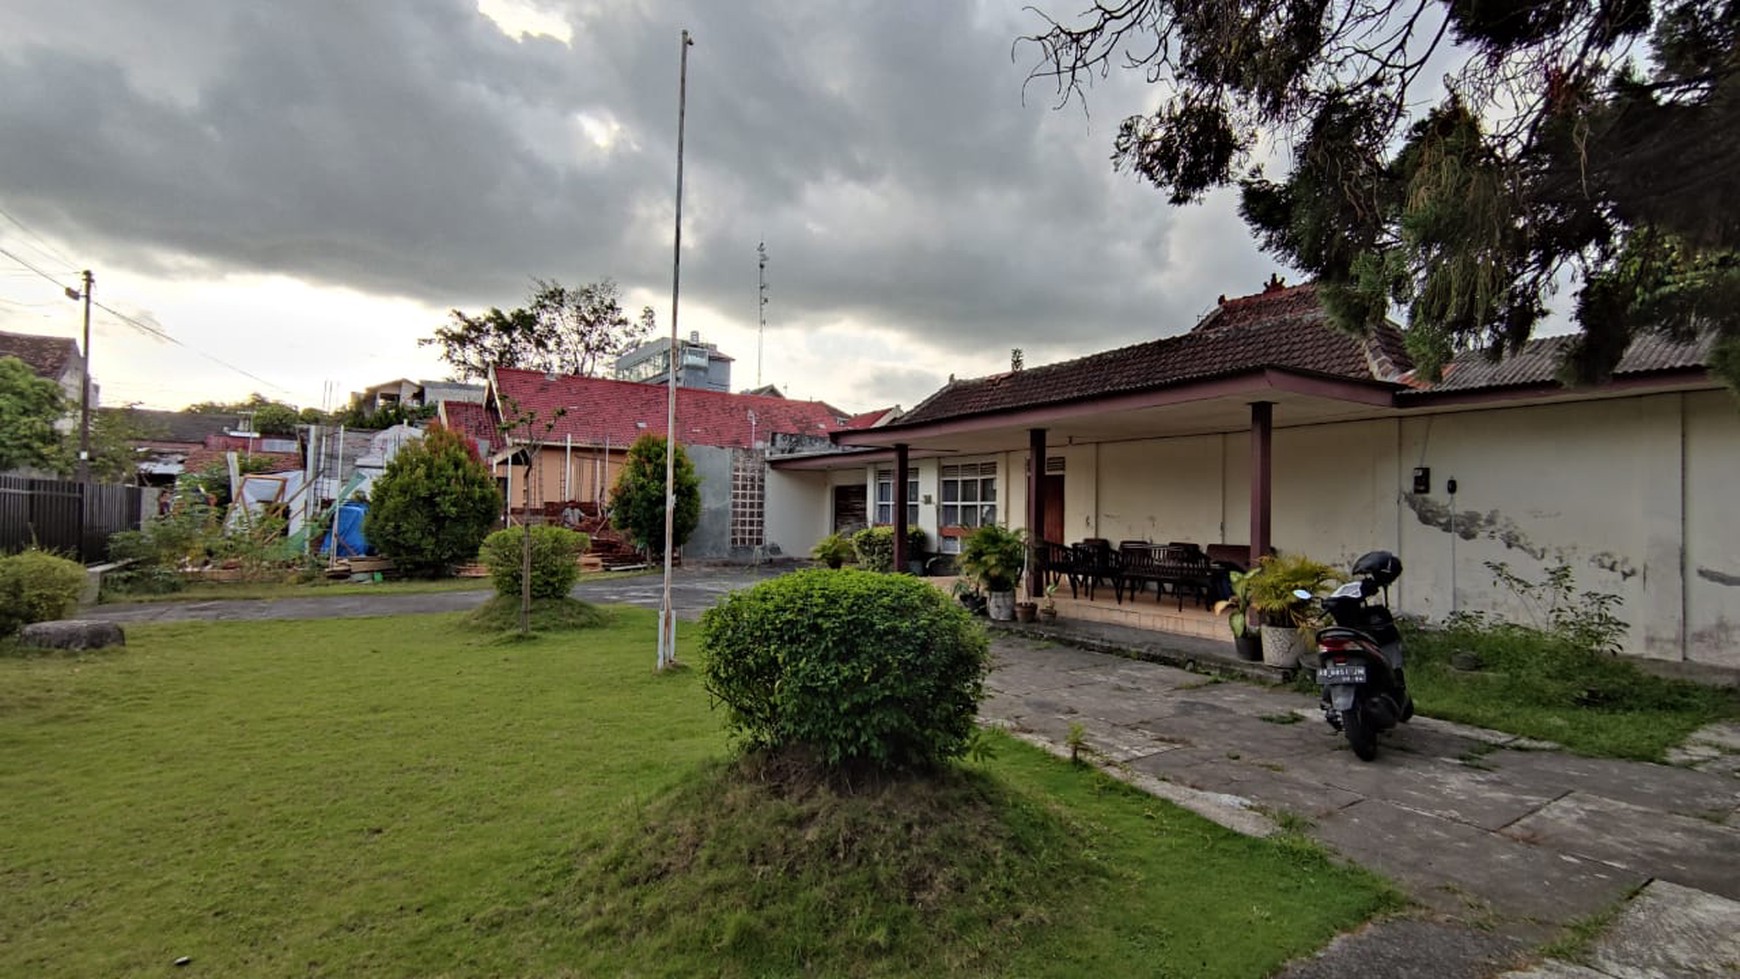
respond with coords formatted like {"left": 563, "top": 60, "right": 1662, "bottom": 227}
{"left": 1342, "top": 707, "right": 1378, "bottom": 761}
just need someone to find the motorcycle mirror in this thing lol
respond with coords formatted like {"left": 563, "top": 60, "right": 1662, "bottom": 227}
{"left": 1291, "top": 588, "right": 1314, "bottom": 601}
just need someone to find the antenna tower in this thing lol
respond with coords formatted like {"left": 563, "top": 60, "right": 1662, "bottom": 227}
{"left": 757, "top": 241, "right": 768, "bottom": 387}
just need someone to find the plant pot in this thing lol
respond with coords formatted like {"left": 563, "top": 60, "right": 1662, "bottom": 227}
{"left": 986, "top": 590, "right": 1017, "bottom": 621}
{"left": 1014, "top": 601, "right": 1037, "bottom": 623}
{"left": 907, "top": 559, "right": 926, "bottom": 576}
{"left": 1260, "top": 624, "right": 1304, "bottom": 668}
{"left": 1233, "top": 631, "right": 1263, "bottom": 661}
{"left": 1038, "top": 607, "right": 1057, "bottom": 623}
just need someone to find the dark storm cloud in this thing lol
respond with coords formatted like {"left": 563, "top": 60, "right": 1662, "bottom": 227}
{"left": 0, "top": 0, "right": 1276, "bottom": 360}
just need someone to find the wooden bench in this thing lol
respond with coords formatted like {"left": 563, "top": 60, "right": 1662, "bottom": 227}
{"left": 1115, "top": 544, "right": 1213, "bottom": 610}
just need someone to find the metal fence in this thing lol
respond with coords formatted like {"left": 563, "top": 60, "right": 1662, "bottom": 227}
{"left": 0, "top": 476, "right": 147, "bottom": 563}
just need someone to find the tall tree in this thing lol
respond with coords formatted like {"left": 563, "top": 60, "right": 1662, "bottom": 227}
{"left": 0, "top": 356, "right": 67, "bottom": 473}
{"left": 423, "top": 278, "right": 656, "bottom": 381}
{"left": 1024, "top": 0, "right": 1740, "bottom": 391}
{"left": 610, "top": 435, "right": 701, "bottom": 557}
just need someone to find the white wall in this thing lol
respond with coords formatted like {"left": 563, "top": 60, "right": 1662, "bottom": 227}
{"left": 1680, "top": 391, "right": 1739, "bottom": 668}
{"left": 765, "top": 469, "right": 829, "bottom": 559}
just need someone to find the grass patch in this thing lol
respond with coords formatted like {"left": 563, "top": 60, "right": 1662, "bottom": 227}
{"left": 463, "top": 594, "right": 612, "bottom": 634}
{"left": 1405, "top": 622, "right": 1740, "bottom": 761}
{"left": 1534, "top": 891, "right": 1635, "bottom": 964}
{"left": 0, "top": 612, "right": 1395, "bottom": 976}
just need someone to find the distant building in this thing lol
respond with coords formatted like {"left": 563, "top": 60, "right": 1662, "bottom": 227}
{"left": 0, "top": 329, "right": 91, "bottom": 430}
{"left": 615, "top": 331, "right": 733, "bottom": 392}
{"left": 350, "top": 378, "right": 485, "bottom": 415}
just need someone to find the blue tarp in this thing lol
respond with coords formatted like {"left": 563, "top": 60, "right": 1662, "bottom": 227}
{"left": 321, "top": 501, "right": 372, "bottom": 558}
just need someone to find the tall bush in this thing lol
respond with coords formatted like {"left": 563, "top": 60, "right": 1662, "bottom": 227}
{"left": 852, "top": 526, "right": 895, "bottom": 573}
{"left": 0, "top": 550, "right": 87, "bottom": 637}
{"left": 364, "top": 424, "right": 502, "bottom": 578}
{"left": 609, "top": 434, "right": 700, "bottom": 555}
{"left": 479, "top": 525, "right": 590, "bottom": 600}
{"left": 699, "top": 570, "right": 989, "bottom": 771}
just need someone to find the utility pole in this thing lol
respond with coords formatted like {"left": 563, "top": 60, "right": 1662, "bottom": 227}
{"left": 66, "top": 270, "right": 94, "bottom": 483}
{"left": 657, "top": 28, "right": 693, "bottom": 672}
{"left": 757, "top": 242, "right": 768, "bottom": 388}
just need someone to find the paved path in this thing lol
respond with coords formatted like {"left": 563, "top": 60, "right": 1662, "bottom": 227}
{"left": 79, "top": 567, "right": 778, "bottom": 624}
{"left": 983, "top": 635, "right": 1740, "bottom": 975}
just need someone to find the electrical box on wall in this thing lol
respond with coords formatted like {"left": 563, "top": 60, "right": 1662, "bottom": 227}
{"left": 1412, "top": 467, "right": 1431, "bottom": 494}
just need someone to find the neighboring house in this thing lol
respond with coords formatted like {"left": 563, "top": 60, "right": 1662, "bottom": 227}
{"left": 615, "top": 331, "right": 734, "bottom": 392}
{"left": 0, "top": 328, "right": 89, "bottom": 431}
{"left": 350, "top": 378, "right": 485, "bottom": 415}
{"left": 486, "top": 366, "right": 868, "bottom": 559}
{"left": 771, "top": 280, "right": 1738, "bottom": 670}
{"left": 123, "top": 409, "right": 299, "bottom": 487}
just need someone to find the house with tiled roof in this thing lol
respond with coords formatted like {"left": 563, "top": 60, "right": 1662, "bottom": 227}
{"left": 483, "top": 367, "right": 874, "bottom": 559}
{"left": 774, "top": 278, "right": 1737, "bottom": 670}
{"left": 0, "top": 329, "right": 89, "bottom": 430}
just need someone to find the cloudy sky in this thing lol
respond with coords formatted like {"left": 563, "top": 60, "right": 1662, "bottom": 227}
{"left": 0, "top": 0, "right": 1285, "bottom": 414}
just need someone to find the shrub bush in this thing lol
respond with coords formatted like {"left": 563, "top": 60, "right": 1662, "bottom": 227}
{"left": 0, "top": 550, "right": 88, "bottom": 637}
{"left": 479, "top": 525, "right": 590, "bottom": 600}
{"left": 852, "top": 526, "right": 896, "bottom": 573}
{"left": 699, "top": 569, "right": 989, "bottom": 771}
{"left": 365, "top": 423, "right": 502, "bottom": 578}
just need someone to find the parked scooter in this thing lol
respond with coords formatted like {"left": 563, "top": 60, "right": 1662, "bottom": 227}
{"left": 1293, "top": 551, "right": 1414, "bottom": 761}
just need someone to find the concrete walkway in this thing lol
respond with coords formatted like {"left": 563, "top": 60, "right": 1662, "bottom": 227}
{"left": 983, "top": 634, "right": 1740, "bottom": 976}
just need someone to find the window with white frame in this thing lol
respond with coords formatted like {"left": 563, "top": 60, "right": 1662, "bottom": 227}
{"left": 873, "top": 469, "right": 919, "bottom": 526}
{"left": 940, "top": 462, "right": 997, "bottom": 530}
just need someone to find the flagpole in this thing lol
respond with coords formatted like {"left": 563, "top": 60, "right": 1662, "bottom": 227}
{"left": 658, "top": 28, "right": 693, "bottom": 671}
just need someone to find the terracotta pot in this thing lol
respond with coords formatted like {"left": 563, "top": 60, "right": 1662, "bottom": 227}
{"left": 1038, "top": 607, "right": 1058, "bottom": 623}
{"left": 1014, "top": 602, "right": 1038, "bottom": 623}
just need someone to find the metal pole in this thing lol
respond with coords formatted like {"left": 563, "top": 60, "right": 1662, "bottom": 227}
{"left": 658, "top": 29, "right": 693, "bottom": 671}
{"left": 757, "top": 242, "right": 767, "bottom": 388}
{"left": 76, "top": 270, "right": 93, "bottom": 484}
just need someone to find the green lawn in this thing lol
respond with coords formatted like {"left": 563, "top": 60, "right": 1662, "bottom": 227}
{"left": 1404, "top": 623, "right": 1740, "bottom": 761}
{"left": 1, "top": 611, "right": 1394, "bottom": 976}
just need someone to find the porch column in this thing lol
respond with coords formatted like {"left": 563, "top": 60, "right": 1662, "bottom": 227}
{"left": 1250, "top": 402, "right": 1272, "bottom": 567}
{"left": 893, "top": 443, "right": 910, "bottom": 573}
{"left": 1028, "top": 427, "right": 1046, "bottom": 598}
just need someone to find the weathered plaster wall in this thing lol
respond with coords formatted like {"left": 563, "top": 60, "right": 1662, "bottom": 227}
{"left": 1394, "top": 394, "right": 1698, "bottom": 661}
{"left": 765, "top": 468, "right": 828, "bottom": 559}
{"left": 1094, "top": 436, "right": 1225, "bottom": 544}
{"left": 1685, "top": 390, "right": 1740, "bottom": 668}
{"left": 684, "top": 444, "right": 734, "bottom": 559}
{"left": 1271, "top": 419, "right": 1402, "bottom": 572}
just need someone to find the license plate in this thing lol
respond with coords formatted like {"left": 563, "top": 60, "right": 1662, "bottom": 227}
{"left": 1318, "top": 663, "right": 1367, "bottom": 685}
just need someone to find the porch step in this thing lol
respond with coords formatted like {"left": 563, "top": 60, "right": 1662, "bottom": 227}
{"left": 989, "top": 617, "right": 1280, "bottom": 685}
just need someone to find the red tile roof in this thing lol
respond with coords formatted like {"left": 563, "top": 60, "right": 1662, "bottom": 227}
{"left": 0, "top": 329, "right": 79, "bottom": 380}
{"left": 894, "top": 283, "right": 1410, "bottom": 427}
{"left": 490, "top": 368, "right": 870, "bottom": 448}
{"left": 1400, "top": 332, "right": 1714, "bottom": 395}
{"left": 182, "top": 447, "right": 301, "bottom": 474}
{"left": 439, "top": 400, "right": 497, "bottom": 448}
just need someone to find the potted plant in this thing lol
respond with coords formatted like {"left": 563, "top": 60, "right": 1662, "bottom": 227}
{"left": 1244, "top": 553, "right": 1336, "bottom": 668}
{"left": 810, "top": 532, "right": 855, "bottom": 570}
{"left": 1213, "top": 569, "right": 1263, "bottom": 661}
{"left": 951, "top": 578, "right": 987, "bottom": 616}
{"left": 906, "top": 526, "right": 929, "bottom": 576}
{"left": 1038, "top": 581, "right": 1059, "bottom": 622}
{"left": 960, "top": 523, "right": 1027, "bottom": 621}
{"left": 1014, "top": 599, "right": 1038, "bottom": 622}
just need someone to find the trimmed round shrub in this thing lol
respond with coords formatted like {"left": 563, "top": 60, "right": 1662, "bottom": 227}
{"left": 479, "top": 525, "right": 590, "bottom": 600}
{"left": 699, "top": 569, "right": 989, "bottom": 771}
{"left": 0, "top": 549, "right": 88, "bottom": 637}
{"left": 852, "top": 526, "right": 896, "bottom": 573}
{"left": 364, "top": 424, "right": 502, "bottom": 578}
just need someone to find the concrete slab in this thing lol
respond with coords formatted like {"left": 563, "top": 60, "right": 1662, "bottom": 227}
{"left": 1279, "top": 918, "right": 1527, "bottom": 979}
{"left": 1283, "top": 752, "right": 1566, "bottom": 831}
{"left": 1589, "top": 880, "right": 1740, "bottom": 978}
{"left": 1685, "top": 721, "right": 1740, "bottom": 752}
{"left": 1503, "top": 792, "right": 1740, "bottom": 901}
{"left": 1485, "top": 750, "right": 1740, "bottom": 819}
{"left": 1496, "top": 961, "right": 1612, "bottom": 979}
{"left": 1313, "top": 799, "right": 1646, "bottom": 929}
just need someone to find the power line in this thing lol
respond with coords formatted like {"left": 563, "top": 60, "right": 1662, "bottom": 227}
{"left": 0, "top": 244, "right": 77, "bottom": 292}
{"left": 0, "top": 202, "right": 79, "bottom": 271}
{"left": 91, "top": 299, "right": 295, "bottom": 396}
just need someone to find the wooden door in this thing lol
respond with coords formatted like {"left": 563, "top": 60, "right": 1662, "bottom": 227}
{"left": 1042, "top": 474, "right": 1065, "bottom": 542}
{"left": 833, "top": 485, "right": 867, "bottom": 533}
